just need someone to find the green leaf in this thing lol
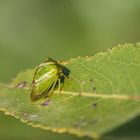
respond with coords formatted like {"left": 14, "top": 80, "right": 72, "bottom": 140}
{"left": 0, "top": 43, "right": 140, "bottom": 139}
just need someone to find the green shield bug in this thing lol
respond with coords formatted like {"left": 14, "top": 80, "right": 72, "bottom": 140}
{"left": 31, "top": 57, "right": 68, "bottom": 101}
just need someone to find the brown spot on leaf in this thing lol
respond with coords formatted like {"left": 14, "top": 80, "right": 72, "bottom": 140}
{"left": 90, "top": 79, "right": 93, "bottom": 82}
{"left": 16, "top": 81, "right": 27, "bottom": 89}
{"left": 41, "top": 99, "right": 52, "bottom": 106}
{"left": 93, "top": 86, "right": 96, "bottom": 91}
{"left": 91, "top": 103, "right": 98, "bottom": 109}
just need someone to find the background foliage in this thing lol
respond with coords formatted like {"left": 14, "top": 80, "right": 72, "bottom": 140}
{"left": 1, "top": 0, "right": 140, "bottom": 140}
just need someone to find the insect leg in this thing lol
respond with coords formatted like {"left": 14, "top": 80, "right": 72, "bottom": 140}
{"left": 58, "top": 77, "right": 63, "bottom": 95}
{"left": 58, "top": 78, "right": 61, "bottom": 94}
{"left": 61, "top": 73, "right": 69, "bottom": 79}
{"left": 47, "top": 77, "right": 58, "bottom": 97}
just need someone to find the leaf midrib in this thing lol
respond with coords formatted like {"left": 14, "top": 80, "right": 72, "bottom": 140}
{"left": 5, "top": 84, "right": 140, "bottom": 101}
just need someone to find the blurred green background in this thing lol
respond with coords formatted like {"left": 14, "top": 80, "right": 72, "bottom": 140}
{"left": 0, "top": 0, "right": 140, "bottom": 140}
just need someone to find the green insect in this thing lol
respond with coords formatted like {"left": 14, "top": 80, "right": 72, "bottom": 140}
{"left": 31, "top": 57, "right": 67, "bottom": 101}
